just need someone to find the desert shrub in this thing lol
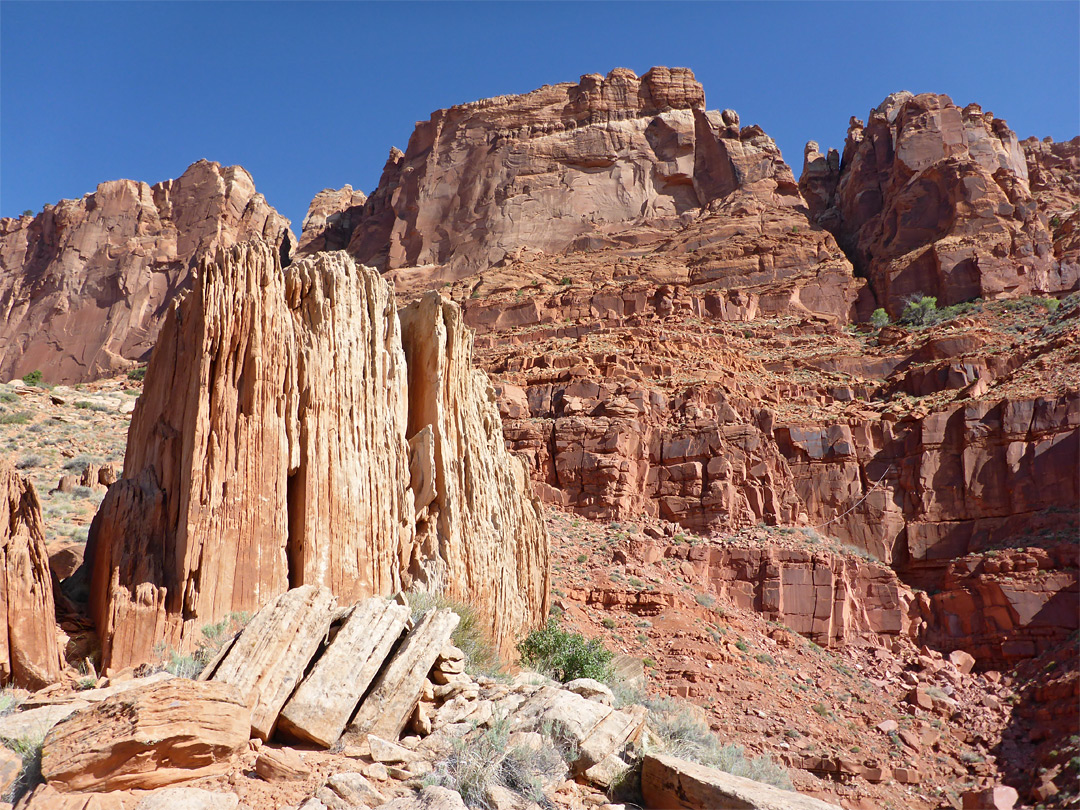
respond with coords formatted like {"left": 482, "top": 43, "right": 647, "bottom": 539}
{"left": 73, "top": 400, "right": 111, "bottom": 412}
{"left": 20, "top": 371, "right": 42, "bottom": 387}
{"left": 165, "top": 650, "right": 203, "bottom": 680}
{"left": 161, "top": 611, "right": 250, "bottom": 679}
{"left": 0, "top": 389, "right": 16, "bottom": 404}
{"left": 899, "top": 295, "right": 941, "bottom": 327}
{"left": 2, "top": 733, "right": 44, "bottom": 802}
{"left": 0, "top": 411, "right": 31, "bottom": 425}
{"left": 870, "top": 308, "right": 890, "bottom": 328}
{"left": 408, "top": 591, "right": 503, "bottom": 678}
{"left": 0, "top": 689, "right": 19, "bottom": 717}
{"left": 694, "top": 593, "right": 715, "bottom": 609}
{"left": 641, "top": 696, "right": 792, "bottom": 789}
{"left": 559, "top": 277, "right": 572, "bottom": 286}
{"left": 127, "top": 366, "right": 146, "bottom": 382}
{"left": 517, "top": 619, "right": 614, "bottom": 683}
{"left": 14, "top": 454, "right": 44, "bottom": 470}
{"left": 426, "top": 714, "right": 565, "bottom": 809}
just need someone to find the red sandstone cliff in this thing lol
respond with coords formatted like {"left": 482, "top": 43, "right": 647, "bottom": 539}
{"left": 0, "top": 160, "right": 293, "bottom": 383}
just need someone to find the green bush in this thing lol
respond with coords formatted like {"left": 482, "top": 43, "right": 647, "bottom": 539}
{"left": 20, "top": 371, "right": 42, "bottom": 387}
{"left": 517, "top": 619, "right": 614, "bottom": 683}
{"left": 2, "top": 733, "right": 44, "bottom": 801}
{"left": 899, "top": 295, "right": 941, "bottom": 327}
{"left": 126, "top": 366, "right": 146, "bottom": 382}
{"left": 0, "top": 411, "right": 31, "bottom": 425}
{"left": 870, "top": 308, "right": 890, "bottom": 328}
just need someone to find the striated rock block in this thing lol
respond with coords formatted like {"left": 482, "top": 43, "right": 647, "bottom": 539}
{"left": 208, "top": 585, "right": 334, "bottom": 740}
{"left": 0, "top": 463, "right": 61, "bottom": 689}
{"left": 278, "top": 597, "right": 410, "bottom": 747}
{"left": 316, "top": 771, "right": 384, "bottom": 808}
{"left": 89, "top": 241, "right": 548, "bottom": 671}
{"left": 348, "top": 607, "right": 460, "bottom": 740}
{"left": 254, "top": 747, "right": 309, "bottom": 782}
{"left": 134, "top": 789, "right": 240, "bottom": 810}
{"left": 40, "top": 679, "right": 250, "bottom": 792}
{"left": 641, "top": 753, "right": 843, "bottom": 810}
{"left": 0, "top": 745, "right": 19, "bottom": 797}
{"left": 399, "top": 293, "right": 550, "bottom": 655}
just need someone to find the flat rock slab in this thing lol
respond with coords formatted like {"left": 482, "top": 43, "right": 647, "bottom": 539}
{"left": 135, "top": 788, "right": 240, "bottom": 810}
{"left": 278, "top": 597, "right": 409, "bottom": 747}
{"left": 209, "top": 584, "right": 335, "bottom": 740}
{"left": 0, "top": 701, "right": 89, "bottom": 740}
{"left": 641, "top": 753, "right": 843, "bottom": 810}
{"left": 40, "top": 679, "right": 250, "bottom": 792}
{"left": 348, "top": 608, "right": 459, "bottom": 740}
{"left": 377, "top": 786, "right": 468, "bottom": 810}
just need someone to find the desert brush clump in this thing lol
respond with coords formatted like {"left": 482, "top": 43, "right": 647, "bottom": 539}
{"left": 407, "top": 590, "right": 504, "bottom": 678}
{"left": 517, "top": 618, "right": 614, "bottom": 683}
{"left": 1, "top": 733, "right": 44, "bottom": 802}
{"left": 426, "top": 714, "right": 566, "bottom": 809}
{"left": 159, "top": 611, "right": 251, "bottom": 679}
{"left": 617, "top": 691, "right": 792, "bottom": 790}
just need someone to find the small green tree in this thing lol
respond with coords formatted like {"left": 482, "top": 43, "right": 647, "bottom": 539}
{"left": 21, "top": 209, "right": 34, "bottom": 218}
{"left": 899, "top": 295, "right": 940, "bottom": 327}
{"left": 870, "top": 308, "right": 890, "bottom": 328}
{"left": 21, "top": 370, "right": 42, "bottom": 387}
{"left": 517, "top": 619, "right": 614, "bottom": 683}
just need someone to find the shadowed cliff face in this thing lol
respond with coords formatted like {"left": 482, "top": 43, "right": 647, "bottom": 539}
{"left": 0, "top": 160, "right": 293, "bottom": 384}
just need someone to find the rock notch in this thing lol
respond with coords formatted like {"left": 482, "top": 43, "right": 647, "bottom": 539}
{"left": 88, "top": 240, "right": 548, "bottom": 670}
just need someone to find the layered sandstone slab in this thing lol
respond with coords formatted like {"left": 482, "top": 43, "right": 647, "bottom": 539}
{"left": 0, "top": 160, "right": 292, "bottom": 383}
{"left": 802, "top": 93, "right": 1076, "bottom": 313}
{"left": 277, "top": 597, "right": 410, "bottom": 747}
{"left": 641, "top": 753, "right": 843, "bottom": 810}
{"left": 89, "top": 241, "right": 548, "bottom": 670}
{"left": 1, "top": 463, "right": 61, "bottom": 689}
{"left": 207, "top": 585, "right": 335, "bottom": 740}
{"left": 40, "top": 679, "right": 250, "bottom": 792}
{"left": 347, "top": 607, "right": 460, "bottom": 740}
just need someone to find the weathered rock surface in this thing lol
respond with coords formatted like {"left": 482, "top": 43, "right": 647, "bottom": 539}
{"left": 40, "top": 679, "right": 250, "bottom": 792}
{"left": 348, "top": 607, "right": 460, "bottom": 740}
{"left": 297, "top": 185, "right": 368, "bottom": 254}
{"left": 0, "top": 463, "right": 61, "bottom": 689}
{"left": 207, "top": 585, "right": 334, "bottom": 740}
{"left": 802, "top": 93, "right": 1076, "bottom": 313}
{"left": 376, "top": 786, "right": 468, "bottom": 810}
{"left": 0, "top": 159, "right": 292, "bottom": 383}
{"left": 399, "top": 293, "right": 550, "bottom": 653}
{"left": 134, "top": 788, "right": 240, "bottom": 810}
{"left": 89, "top": 242, "right": 546, "bottom": 670}
{"left": 641, "top": 753, "right": 843, "bottom": 810}
{"left": 0, "top": 744, "right": 20, "bottom": 797}
{"left": 278, "top": 597, "right": 410, "bottom": 747}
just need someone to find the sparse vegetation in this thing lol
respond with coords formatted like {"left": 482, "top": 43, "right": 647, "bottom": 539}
{"left": 870, "top": 308, "right": 890, "bottom": 328}
{"left": 426, "top": 714, "right": 566, "bottom": 809}
{"left": 517, "top": 618, "right": 614, "bottom": 683}
{"left": 0, "top": 411, "right": 31, "bottom": 425}
{"left": 639, "top": 696, "right": 792, "bottom": 790}
{"left": 408, "top": 591, "right": 504, "bottom": 678}
{"left": 2, "top": 733, "right": 45, "bottom": 802}
{"left": 14, "top": 454, "right": 44, "bottom": 470}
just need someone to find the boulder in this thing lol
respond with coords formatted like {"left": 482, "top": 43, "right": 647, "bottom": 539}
{"left": 0, "top": 464, "right": 61, "bottom": 689}
{"left": 254, "top": 747, "right": 309, "bottom": 782}
{"left": 641, "top": 753, "right": 843, "bottom": 809}
{"left": 277, "top": 598, "right": 410, "bottom": 747}
{"left": 0, "top": 744, "right": 20, "bottom": 797}
{"left": 949, "top": 649, "right": 976, "bottom": 674}
{"left": 208, "top": 585, "right": 335, "bottom": 740}
{"left": 961, "top": 785, "right": 1019, "bottom": 810}
{"left": 348, "top": 608, "right": 460, "bottom": 740}
{"left": 40, "top": 679, "right": 250, "bottom": 792}
{"left": 315, "top": 772, "right": 384, "bottom": 808}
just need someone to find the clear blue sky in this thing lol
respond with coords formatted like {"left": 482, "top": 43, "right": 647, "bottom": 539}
{"left": 2, "top": 1, "right": 1078, "bottom": 229}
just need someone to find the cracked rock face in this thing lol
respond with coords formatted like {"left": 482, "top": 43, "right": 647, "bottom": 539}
{"left": 0, "top": 159, "right": 293, "bottom": 383}
{"left": 88, "top": 240, "right": 548, "bottom": 670}
{"left": 802, "top": 93, "right": 1077, "bottom": 314}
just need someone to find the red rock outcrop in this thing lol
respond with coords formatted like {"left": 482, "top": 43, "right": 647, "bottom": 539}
{"left": 1022, "top": 135, "right": 1080, "bottom": 272}
{"left": 296, "top": 185, "right": 367, "bottom": 254}
{"left": 802, "top": 93, "right": 1077, "bottom": 313}
{"left": 302, "top": 67, "right": 866, "bottom": 323}
{"left": 0, "top": 159, "right": 293, "bottom": 383}
{"left": 89, "top": 240, "right": 547, "bottom": 670}
{"left": 1, "top": 463, "right": 62, "bottom": 689}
